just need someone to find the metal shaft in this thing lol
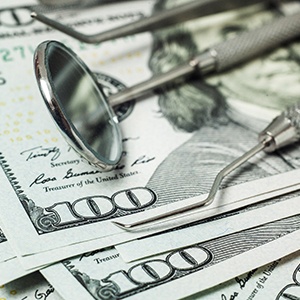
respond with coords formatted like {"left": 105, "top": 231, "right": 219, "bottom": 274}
{"left": 109, "top": 59, "right": 201, "bottom": 106}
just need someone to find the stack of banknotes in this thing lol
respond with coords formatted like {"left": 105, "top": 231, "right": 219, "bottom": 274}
{"left": 0, "top": 0, "right": 299, "bottom": 299}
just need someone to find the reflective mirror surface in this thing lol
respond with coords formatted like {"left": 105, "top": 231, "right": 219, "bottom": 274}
{"left": 34, "top": 41, "right": 122, "bottom": 170}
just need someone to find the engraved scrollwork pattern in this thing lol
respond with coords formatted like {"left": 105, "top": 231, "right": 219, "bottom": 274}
{"left": 64, "top": 260, "right": 120, "bottom": 300}
{"left": 20, "top": 196, "right": 59, "bottom": 233}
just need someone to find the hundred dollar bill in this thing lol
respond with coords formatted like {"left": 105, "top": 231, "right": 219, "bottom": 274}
{"left": 41, "top": 215, "right": 300, "bottom": 300}
{"left": 1, "top": 251, "right": 298, "bottom": 300}
{"left": 2, "top": 161, "right": 300, "bottom": 270}
{"left": 185, "top": 250, "right": 300, "bottom": 300}
{"left": 1, "top": 0, "right": 300, "bottom": 269}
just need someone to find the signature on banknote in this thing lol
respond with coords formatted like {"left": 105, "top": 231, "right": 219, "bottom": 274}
{"left": 20, "top": 146, "right": 61, "bottom": 162}
{"left": 34, "top": 284, "right": 55, "bottom": 300}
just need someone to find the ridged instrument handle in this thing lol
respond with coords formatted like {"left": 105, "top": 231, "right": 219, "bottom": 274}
{"left": 204, "top": 12, "right": 300, "bottom": 72}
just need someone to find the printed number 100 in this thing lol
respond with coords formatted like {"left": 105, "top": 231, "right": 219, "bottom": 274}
{"left": 45, "top": 187, "right": 156, "bottom": 227}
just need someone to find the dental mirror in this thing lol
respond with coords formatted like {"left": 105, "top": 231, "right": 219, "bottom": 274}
{"left": 34, "top": 40, "right": 122, "bottom": 171}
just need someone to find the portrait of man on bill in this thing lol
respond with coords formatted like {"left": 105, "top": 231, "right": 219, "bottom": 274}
{"left": 146, "top": 0, "right": 300, "bottom": 205}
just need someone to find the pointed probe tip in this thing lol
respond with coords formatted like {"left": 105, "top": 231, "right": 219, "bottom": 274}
{"left": 31, "top": 11, "right": 37, "bottom": 18}
{"left": 111, "top": 221, "right": 132, "bottom": 230}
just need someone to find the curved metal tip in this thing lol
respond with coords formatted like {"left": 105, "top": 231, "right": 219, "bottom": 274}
{"left": 111, "top": 142, "right": 267, "bottom": 230}
{"left": 111, "top": 221, "right": 133, "bottom": 230}
{"left": 30, "top": 12, "right": 96, "bottom": 43}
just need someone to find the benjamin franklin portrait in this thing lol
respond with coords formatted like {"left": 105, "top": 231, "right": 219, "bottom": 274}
{"left": 145, "top": 0, "right": 300, "bottom": 205}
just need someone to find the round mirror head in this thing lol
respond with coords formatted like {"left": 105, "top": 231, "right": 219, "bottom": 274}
{"left": 34, "top": 41, "right": 122, "bottom": 171}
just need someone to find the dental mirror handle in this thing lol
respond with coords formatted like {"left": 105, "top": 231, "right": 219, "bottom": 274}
{"left": 109, "top": 12, "right": 300, "bottom": 106}
{"left": 112, "top": 103, "right": 300, "bottom": 230}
